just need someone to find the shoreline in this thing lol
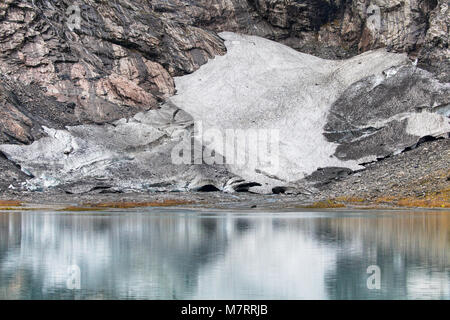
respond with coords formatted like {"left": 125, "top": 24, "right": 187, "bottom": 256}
{"left": 1, "top": 191, "right": 448, "bottom": 212}
{"left": 2, "top": 139, "right": 448, "bottom": 211}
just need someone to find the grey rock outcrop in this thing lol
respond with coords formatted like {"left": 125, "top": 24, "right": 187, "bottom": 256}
{"left": 154, "top": 0, "right": 449, "bottom": 78}
{"left": 324, "top": 65, "right": 450, "bottom": 162}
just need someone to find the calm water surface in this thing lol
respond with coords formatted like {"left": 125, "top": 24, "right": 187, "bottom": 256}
{"left": 0, "top": 209, "right": 448, "bottom": 300}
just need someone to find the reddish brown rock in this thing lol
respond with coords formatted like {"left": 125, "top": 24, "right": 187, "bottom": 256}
{"left": 0, "top": 0, "right": 226, "bottom": 134}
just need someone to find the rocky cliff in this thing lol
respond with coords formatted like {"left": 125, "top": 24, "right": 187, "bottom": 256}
{"left": 0, "top": 0, "right": 448, "bottom": 196}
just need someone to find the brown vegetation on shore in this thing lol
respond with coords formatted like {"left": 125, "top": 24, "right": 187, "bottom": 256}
{"left": 328, "top": 187, "right": 450, "bottom": 209}
{"left": 58, "top": 199, "right": 195, "bottom": 211}
{"left": 0, "top": 200, "right": 21, "bottom": 207}
{"left": 301, "top": 200, "right": 346, "bottom": 209}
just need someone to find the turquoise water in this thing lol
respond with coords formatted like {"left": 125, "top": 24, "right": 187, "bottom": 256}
{"left": 0, "top": 209, "right": 448, "bottom": 299}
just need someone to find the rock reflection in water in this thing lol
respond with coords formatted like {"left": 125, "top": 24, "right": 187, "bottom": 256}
{"left": 0, "top": 210, "right": 448, "bottom": 299}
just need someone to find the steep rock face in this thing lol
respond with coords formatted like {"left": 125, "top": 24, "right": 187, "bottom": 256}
{"left": 152, "top": 0, "right": 448, "bottom": 76}
{"left": 245, "top": 0, "right": 449, "bottom": 80}
{"left": 0, "top": 75, "right": 81, "bottom": 145}
{"left": 0, "top": 0, "right": 225, "bottom": 136}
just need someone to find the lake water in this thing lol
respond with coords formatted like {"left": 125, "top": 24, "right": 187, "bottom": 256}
{"left": 0, "top": 209, "right": 448, "bottom": 300}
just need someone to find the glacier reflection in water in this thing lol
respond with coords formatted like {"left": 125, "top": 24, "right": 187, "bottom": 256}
{"left": 0, "top": 209, "right": 448, "bottom": 299}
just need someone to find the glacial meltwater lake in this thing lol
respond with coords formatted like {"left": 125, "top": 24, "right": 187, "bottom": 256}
{"left": 0, "top": 208, "right": 448, "bottom": 300}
